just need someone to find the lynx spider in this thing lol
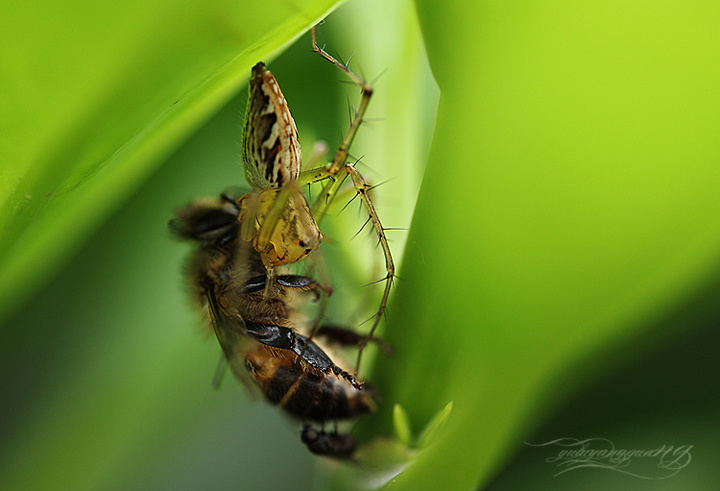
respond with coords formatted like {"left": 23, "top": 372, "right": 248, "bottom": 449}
{"left": 237, "top": 26, "right": 395, "bottom": 373}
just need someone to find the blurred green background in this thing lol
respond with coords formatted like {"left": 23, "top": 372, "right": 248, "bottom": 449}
{"left": 2, "top": 0, "right": 720, "bottom": 489}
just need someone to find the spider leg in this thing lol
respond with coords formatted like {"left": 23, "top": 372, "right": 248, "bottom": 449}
{"left": 294, "top": 27, "right": 395, "bottom": 374}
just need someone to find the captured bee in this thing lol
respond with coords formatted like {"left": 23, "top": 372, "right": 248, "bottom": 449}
{"left": 170, "top": 193, "right": 377, "bottom": 456}
{"left": 237, "top": 27, "right": 396, "bottom": 373}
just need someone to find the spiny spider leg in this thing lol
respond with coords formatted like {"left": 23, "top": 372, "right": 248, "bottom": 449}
{"left": 317, "top": 324, "right": 392, "bottom": 355}
{"left": 303, "top": 27, "right": 374, "bottom": 179}
{"left": 297, "top": 27, "right": 396, "bottom": 374}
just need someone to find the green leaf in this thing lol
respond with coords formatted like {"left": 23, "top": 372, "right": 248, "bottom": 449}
{"left": 393, "top": 404, "right": 413, "bottom": 448}
{"left": 416, "top": 401, "right": 453, "bottom": 451}
{"left": 0, "top": 0, "right": 341, "bottom": 321}
{"left": 4, "top": 0, "right": 720, "bottom": 489}
{"left": 366, "top": 0, "right": 720, "bottom": 489}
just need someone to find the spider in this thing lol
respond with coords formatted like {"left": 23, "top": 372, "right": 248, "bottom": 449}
{"left": 237, "top": 26, "right": 395, "bottom": 373}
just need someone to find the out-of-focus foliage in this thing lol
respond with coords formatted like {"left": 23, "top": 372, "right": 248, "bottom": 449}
{"left": 0, "top": 0, "right": 339, "bottom": 321}
{"left": 362, "top": 0, "right": 720, "bottom": 489}
{"left": 3, "top": 0, "right": 720, "bottom": 490}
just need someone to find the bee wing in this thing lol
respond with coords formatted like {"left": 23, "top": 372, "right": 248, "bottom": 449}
{"left": 205, "top": 285, "right": 256, "bottom": 395}
{"left": 242, "top": 62, "right": 301, "bottom": 189}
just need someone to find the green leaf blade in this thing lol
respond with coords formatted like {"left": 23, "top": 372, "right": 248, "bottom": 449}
{"left": 372, "top": 0, "right": 720, "bottom": 488}
{"left": 0, "top": 0, "right": 341, "bottom": 321}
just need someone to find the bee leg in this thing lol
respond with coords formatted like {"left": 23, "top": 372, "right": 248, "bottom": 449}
{"left": 247, "top": 324, "right": 365, "bottom": 391}
{"left": 332, "top": 365, "right": 364, "bottom": 391}
{"left": 242, "top": 274, "right": 332, "bottom": 299}
{"left": 286, "top": 331, "right": 365, "bottom": 391}
{"left": 317, "top": 324, "right": 392, "bottom": 355}
{"left": 277, "top": 275, "right": 333, "bottom": 298}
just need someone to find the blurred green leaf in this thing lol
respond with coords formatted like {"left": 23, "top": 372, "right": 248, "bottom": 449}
{"left": 366, "top": 0, "right": 720, "bottom": 489}
{"left": 3, "top": 0, "right": 720, "bottom": 490}
{"left": 0, "top": 1, "right": 435, "bottom": 488}
{"left": 0, "top": 0, "right": 341, "bottom": 321}
{"left": 416, "top": 401, "right": 453, "bottom": 451}
{"left": 392, "top": 404, "right": 413, "bottom": 448}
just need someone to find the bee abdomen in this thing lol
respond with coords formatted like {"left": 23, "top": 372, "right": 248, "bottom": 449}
{"left": 252, "top": 360, "right": 374, "bottom": 422}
